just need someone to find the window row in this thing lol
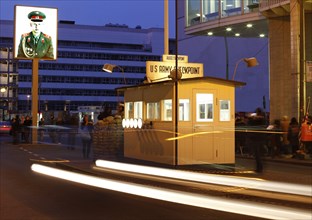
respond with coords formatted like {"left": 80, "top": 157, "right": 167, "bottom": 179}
{"left": 18, "top": 62, "right": 147, "bottom": 73}
{"left": 18, "top": 88, "right": 118, "bottom": 96}
{"left": 1, "top": 38, "right": 156, "bottom": 54}
{"left": 18, "top": 75, "right": 144, "bottom": 85}
{"left": 124, "top": 99, "right": 190, "bottom": 122}
{"left": 18, "top": 100, "right": 116, "bottom": 112}
{"left": 58, "top": 40, "right": 152, "bottom": 52}
{"left": 124, "top": 97, "right": 231, "bottom": 122}
{"left": 187, "top": 0, "right": 259, "bottom": 26}
{"left": 58, "top": 51, "right": 160, "bottom": 62}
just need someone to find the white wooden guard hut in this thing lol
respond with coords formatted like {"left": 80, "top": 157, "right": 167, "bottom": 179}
{"left": 117, "top": 76, "right": 245, "bottom": 166}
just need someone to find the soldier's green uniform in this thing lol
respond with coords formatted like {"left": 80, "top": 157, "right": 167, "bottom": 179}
{"left": 17, "top": 11, "right": 54, "bottom": 59}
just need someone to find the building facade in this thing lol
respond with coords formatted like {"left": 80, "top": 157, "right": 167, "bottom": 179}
{"left": 182, "top": 0, "right": 312, "bottom": 122}
{"left": 0, "top": 20, "right": 175, "bottom": 118}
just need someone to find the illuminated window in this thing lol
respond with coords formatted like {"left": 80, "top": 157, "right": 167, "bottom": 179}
{"left": 220, "top": 100, "right": 230, "bottom": 121}
{"left": 179, "top": 99, "right": 190, "bottom": 121}
{"left": 134, "top": 101, "right": 143, "bottom": 119}
{"left": 196, "top": 93, "right": 213, "bottom": 122}
{"left": 187, "top": 0, "right": 201, "bottom": 26}
{"left": 162, "top": 99, "right": 172, "bottom": 121}
{"left": 125, "top": 102, "right": 134, "bottom": 119}
{"left": 203, "top": 0, "right": 219, "bottom": 21}
{"left": 147, "top": 102, "right": 160, "bottom": 120}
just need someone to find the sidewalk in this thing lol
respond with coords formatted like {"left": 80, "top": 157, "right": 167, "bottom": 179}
{"left": 32, "top": 141, "right": 311, "bottom": 185}
{"left": 4, "top": 138, "right": 311, "bottom": 183}
{"left": 236, "top": 154, "right": 312, "bottom": 167}
{"left": 22, "top": 141, "right": 312, "bottom": 173}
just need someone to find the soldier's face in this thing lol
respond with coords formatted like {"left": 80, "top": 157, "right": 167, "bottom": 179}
{"left": 30, "top": 21, "right": 42, "bottom": 35}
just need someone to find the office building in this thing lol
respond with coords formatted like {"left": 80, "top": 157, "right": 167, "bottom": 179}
{"left": 0, "top": 20, "right": 172, "bottom": 116}
{"left": 1, "top": 3, "right": 283, "bottom": 120}
{"left": 182, "top": 0, "right": 312, "bottom": 121}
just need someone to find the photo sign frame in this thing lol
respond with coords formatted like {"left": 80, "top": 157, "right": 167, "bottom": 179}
{"left": 14, "top": 5, "right": 58, "bottom": 60}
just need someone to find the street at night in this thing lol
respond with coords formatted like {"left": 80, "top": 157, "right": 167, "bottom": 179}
{"left": 1, "top": 0, "right": 312, "bottom": 219}
{"left": 1, "top": 135, "right": 311, "bottom": 220}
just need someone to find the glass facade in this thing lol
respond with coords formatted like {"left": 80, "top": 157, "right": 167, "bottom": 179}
{"left": 186, "top": 0, "right": 259, "bottom": 26}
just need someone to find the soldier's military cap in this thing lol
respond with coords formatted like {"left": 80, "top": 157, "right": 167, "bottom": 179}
{"left": 28, "top": 11, "right": 46, "bottom": 22}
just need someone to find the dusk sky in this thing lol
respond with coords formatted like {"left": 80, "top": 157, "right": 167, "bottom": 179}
{"left": 0, "top": 0, "right": 176, "bottom": 37}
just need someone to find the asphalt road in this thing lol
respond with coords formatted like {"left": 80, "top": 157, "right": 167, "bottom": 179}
{"left": 1, "top": 134, "right": 311, "bottom": 220}
{"left": 1, "top": 139, "right": 266, "bottom": 220}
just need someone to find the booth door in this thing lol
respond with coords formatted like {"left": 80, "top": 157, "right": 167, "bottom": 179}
{"left": 192, "top": 90, "right": 216, "bottom": 163}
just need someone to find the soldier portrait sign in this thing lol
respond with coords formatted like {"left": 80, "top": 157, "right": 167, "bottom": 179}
{"left": 14, "top": 5, "right": 57, "bottom": 60}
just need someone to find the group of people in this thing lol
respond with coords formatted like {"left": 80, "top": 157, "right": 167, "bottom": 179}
{"left": 9, "top": 104, "right": 124, "bottom": 160}
{"left": 10, "top": 115, "right": 33, "bottom": 144}
{"left": 235, "top": 107, "right": 308, "bottom": 173}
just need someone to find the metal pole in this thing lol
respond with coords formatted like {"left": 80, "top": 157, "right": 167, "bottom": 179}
{"left": 299, "top": 0, "right": 305, "bottom": 122}
{"left": 31, "top": 59, "right": 39, "bottom": 143}
{"left": 174, "top": 0, "right": 178, "bottom": 166}
{"left": 164, "top": 0, "right": 169, "bottom": 55}
{"left": 224, "top": 35, "right": 229, "bottom": 80}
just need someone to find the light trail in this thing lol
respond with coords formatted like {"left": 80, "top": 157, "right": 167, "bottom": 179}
{"left": 31, "top": 163, "right": 311, "bottom": 220}
{"left": 95, "top": 160, "right": 311, "bottom": 197}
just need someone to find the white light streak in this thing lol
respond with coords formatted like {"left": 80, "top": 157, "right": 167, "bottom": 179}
{"left": 95, "top": 160, "right": 311, "bottom": 197}
{"left": 31, "top": 164, "right": 311, "bottom": 220}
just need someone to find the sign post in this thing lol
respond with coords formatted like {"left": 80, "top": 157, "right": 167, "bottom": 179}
{"left": 31, "top": 59, "right": 39, "bottom": 143}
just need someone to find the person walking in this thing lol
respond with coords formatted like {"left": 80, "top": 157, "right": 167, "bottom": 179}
{"left": 23, "top": 115, "right": 32, "bottom": 143}
{"left": 79, "top": 115, "right": 93, "bottom": 159}
{"left": 247, "top": 108, "right": 267, "bottom": 173}
{"left": 39, "top": 117, "right": 45, "bottom": 142}
{"left": 287, "top": 117, "right": 300, "bottom": 155}
{"left": 280, "top": 116, "right": 290, "bottom": 155}
{"left": 11, "top": 116, "right": 20, "bottom": 145}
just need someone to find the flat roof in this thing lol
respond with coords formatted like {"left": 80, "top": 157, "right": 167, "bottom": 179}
{"left": 116, "top": 76, "right": 246, "bottom": 92}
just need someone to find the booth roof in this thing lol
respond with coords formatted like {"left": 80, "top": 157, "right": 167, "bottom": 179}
{"left": 116, "top": 76, "right": 246, "bottom": 92}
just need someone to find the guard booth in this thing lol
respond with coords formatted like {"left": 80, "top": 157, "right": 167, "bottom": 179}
{"left": 117, "top": 76, "right": 245, "bottom": 166}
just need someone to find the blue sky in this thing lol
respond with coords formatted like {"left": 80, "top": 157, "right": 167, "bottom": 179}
{"left": 0, "top": 0, "right": 176, "bottom": 37}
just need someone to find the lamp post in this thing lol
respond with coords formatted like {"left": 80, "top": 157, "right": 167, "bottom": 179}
{"left": 232, "top": 57, "right": 258, "bottom": 80}
{"left": 1, "top": 87, "right": 6, "bottom": 121}
{"left": 102, "top": 63, "right": 126, "bottom": 84}
{"left": 27, "top": 95, "right": 30, "bottom": 114}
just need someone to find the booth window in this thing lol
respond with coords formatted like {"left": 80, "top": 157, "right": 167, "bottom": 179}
{"left": 196, "top": 93, "right": 213, "bottom": 122}
{"left": 147, "top": 102, "right": 160, "bottom": 120}
{"left": 219, "top": 100, "right": 230, "bottom": 121}
{"left": 125, "top": 101, "right": 143, "bottom": 119}
{"left": 162, "top": 99, "right": 172, "bottom": 121}
{"left": 179, "top": 99, "right": 190, "bottom": 121}
{"left": 134, "top": 101, "right": 143, "bottom": 119}
{"left": 125, "top": 102, "right": 134, "bottom": 119}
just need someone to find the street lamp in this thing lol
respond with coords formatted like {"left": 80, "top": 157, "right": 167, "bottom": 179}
{"left": 102, "top": 63, "right": 126, "bottom": 84}
{"left": 1, "top": 87, "right": 7, "bottom": 121}
{"left": 27, "top": 95, "right": 30, "bottom": 114}
{"left": 232, "top": 57, "right": 258, "bottom": 80}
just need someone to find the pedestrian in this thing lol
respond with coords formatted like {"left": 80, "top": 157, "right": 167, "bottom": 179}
{"left": 268, "top": 119, "right": 282, "bottom": 158}
{"left": 56, "top": 117, "right": 63, "bottom": 144}
{"left": 287, "top": 117, "right": 300, "bottom": 155}
{"left": 23, "top": 115, "right": 32, "bottom": 143}
{"left": 79, "top": 115, "right": 93, "bottom": 159}
{"left": 67, "top": 115, "right": 77, "bottom": 150}
{"left": 48, "top": 114, "right": 57, "bottom": 143}
{"left": 39, "top": 117, "right": 45, "bottom": 142}
{"left": 280, "top": 116, "right": 291, "bottom": 155}
{"left": 11, "top": 117, "right": 20, "bottom": 145}
{"left": 247, "top": 107, "right": 266, "bottom": 173}
{"left": 20, "top": 115, "right": 25, "bottom": 141}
